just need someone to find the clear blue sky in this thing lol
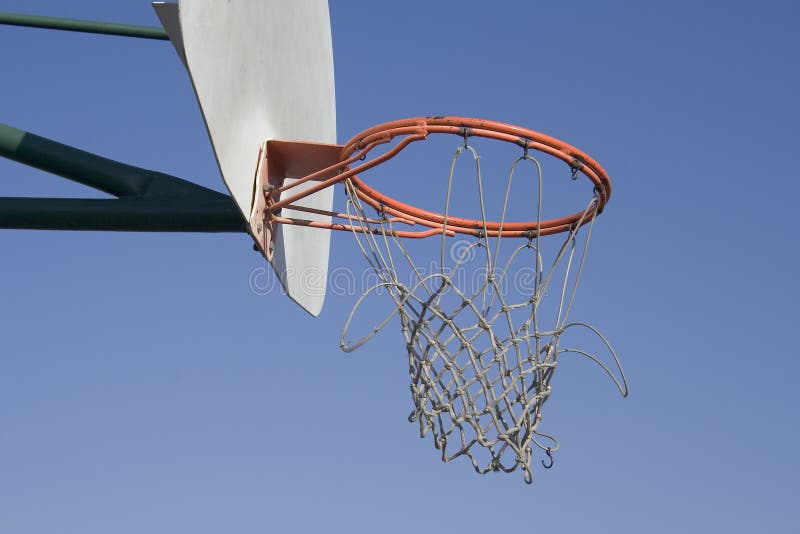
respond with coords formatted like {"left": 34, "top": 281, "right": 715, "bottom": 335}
{"left": 1, "top": 1, "right": 798, "bottom": 532}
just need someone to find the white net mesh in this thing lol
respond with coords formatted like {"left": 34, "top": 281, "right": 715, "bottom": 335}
{"left": 339, "top": 139, "right": 628, "bottom": 484}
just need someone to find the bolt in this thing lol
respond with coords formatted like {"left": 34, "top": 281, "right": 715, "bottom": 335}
{"left": 256, "top": 222, "right": 263, "bottom": 234}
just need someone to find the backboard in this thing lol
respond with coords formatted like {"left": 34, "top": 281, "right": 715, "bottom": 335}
{"left": 153, "top": 0, "right": 336, "bottom": 316}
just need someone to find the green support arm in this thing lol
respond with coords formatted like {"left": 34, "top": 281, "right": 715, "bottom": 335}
{"left": 0, "top": 12, "right": 245, "bottom": 233}
{"left": 0, "top": 123, "right": 245, "bottom": 233}
{"left": 0, "top": 12, "right": 168, "bottom": 40}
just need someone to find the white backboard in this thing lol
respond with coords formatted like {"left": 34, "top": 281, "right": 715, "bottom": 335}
{"left": 153, "top": 1, "right": 336, "bottom": 316}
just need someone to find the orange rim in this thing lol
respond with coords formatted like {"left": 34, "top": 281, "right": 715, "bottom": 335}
{"left": 268, "top": 116, "right": 611, "bottom": 238}
{"left": 342, "top": 117, "right": 610, "bottom": 237}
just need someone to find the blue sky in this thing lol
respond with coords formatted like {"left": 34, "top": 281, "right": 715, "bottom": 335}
{"left": 1, "top": 1, "right": 798, "bottom": 533}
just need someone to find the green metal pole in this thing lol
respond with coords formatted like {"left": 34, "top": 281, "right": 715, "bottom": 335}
{"left": 0, "top": 12, "right": 168, "bottom": 40}
{"left": 0, "top": 197, "right": 245, "bottom": 233}
{"left": 0, "top": 122, "right": 232, "bottom": 200}
{"left": 0, "top": 123, "right": 246, "bottom": 233}
{"left": 0, "top": 122, "right": 149, "bottom": 197}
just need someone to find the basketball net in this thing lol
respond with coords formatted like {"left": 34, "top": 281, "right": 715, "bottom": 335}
{"left": 339, "top": 137, "right": 628, "bottom": 484}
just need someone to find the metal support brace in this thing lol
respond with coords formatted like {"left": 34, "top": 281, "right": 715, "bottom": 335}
{"left": 0, "top": 12, "right": 168, "bottom": 40}
{"left": 0, "top": 123, "right": 244, "bottom": 233}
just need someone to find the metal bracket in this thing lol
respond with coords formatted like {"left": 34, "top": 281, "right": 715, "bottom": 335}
{"left": 248, "top": 139, "right": 343, "bottom": 261}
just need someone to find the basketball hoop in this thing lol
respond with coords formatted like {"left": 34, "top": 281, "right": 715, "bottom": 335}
{"left": 250, "top": 117, "right": 628, "bottom": 483}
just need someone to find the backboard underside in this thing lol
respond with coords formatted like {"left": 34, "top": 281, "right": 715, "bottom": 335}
{"left": 154, "top": 0, "right": 336, "bottom": 316}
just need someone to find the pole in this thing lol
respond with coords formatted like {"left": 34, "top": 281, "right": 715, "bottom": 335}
{"left": 0, "top": 12, "right": 168, "bottom": 40}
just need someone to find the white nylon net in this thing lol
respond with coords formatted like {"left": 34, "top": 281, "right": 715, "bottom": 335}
{"left": 340, "top": 140, "right": 628, "bottom": 483}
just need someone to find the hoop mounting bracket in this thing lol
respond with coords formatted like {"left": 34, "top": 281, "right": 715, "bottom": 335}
{"left": 248, "top": 139, "right": 344, "bottom": 261}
